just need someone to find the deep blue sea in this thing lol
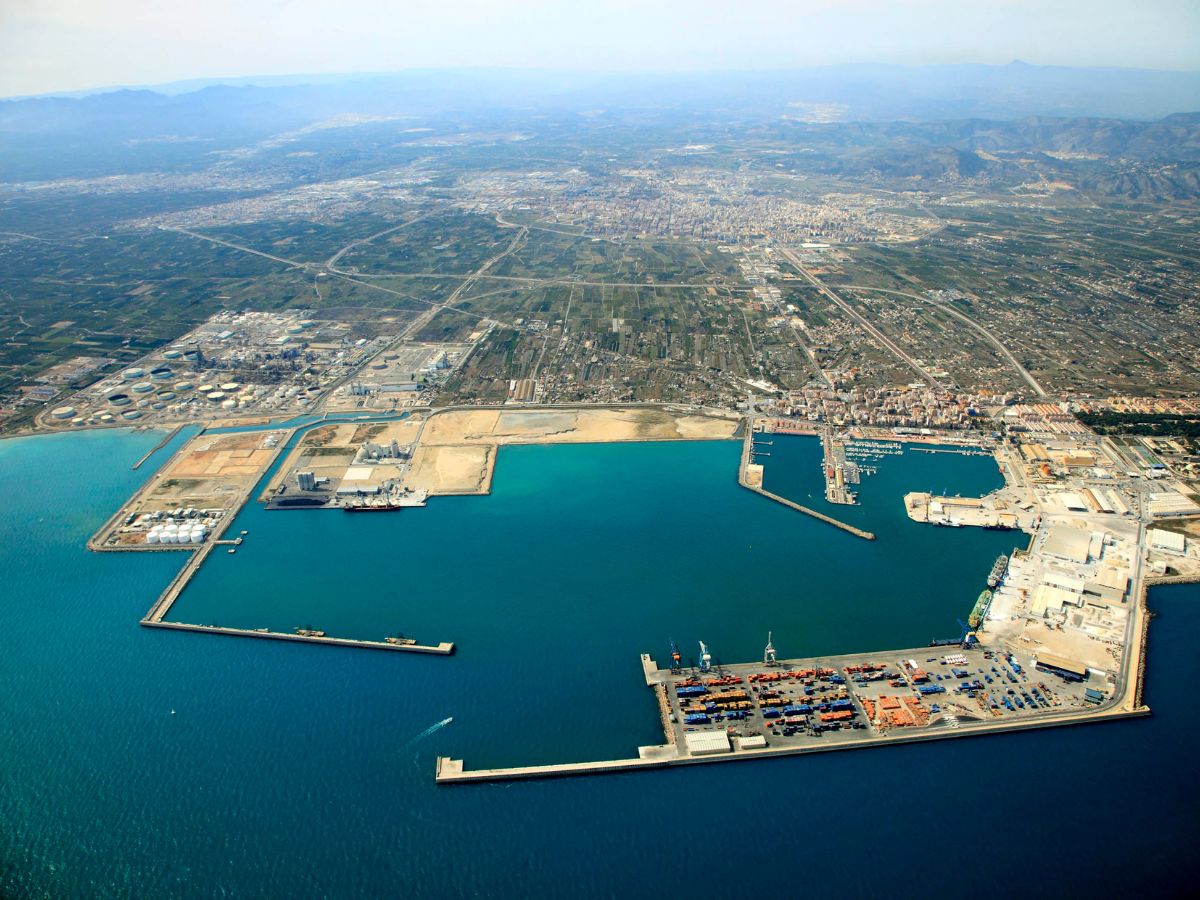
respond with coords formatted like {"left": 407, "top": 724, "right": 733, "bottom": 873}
{"left": 1, "top": 429, "right": 1196, "bottom": 898}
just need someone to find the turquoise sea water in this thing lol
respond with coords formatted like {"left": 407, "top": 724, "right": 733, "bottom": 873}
{"left": 1, "top": 429, "right": 1196, "bottom": 898}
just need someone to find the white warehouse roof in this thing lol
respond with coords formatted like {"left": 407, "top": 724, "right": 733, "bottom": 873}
{"left": 684, "top": 731, "right": 732, "bottom": 756}
{"left": 1149, "top": 529, "right": 1186, "bottom": 553}
{"left": 1043, "top": 526, "right": 1091, "bottom": 564}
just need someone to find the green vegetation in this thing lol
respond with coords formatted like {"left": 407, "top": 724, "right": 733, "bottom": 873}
{"left": 1078, "top": 412, "right": 1200, "bottom": 439}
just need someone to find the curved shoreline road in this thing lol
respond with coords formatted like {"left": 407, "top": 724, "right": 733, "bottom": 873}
{"left": 832, "top": 284, "right": 1046, "bottom": 397}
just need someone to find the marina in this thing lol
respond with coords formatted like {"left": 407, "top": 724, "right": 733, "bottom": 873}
{"left": 740, "top": 427, "right": 874, "bottom": 539}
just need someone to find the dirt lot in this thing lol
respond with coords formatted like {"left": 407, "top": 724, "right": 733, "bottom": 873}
{"left": 421, "top": 407, "right": 737, "bottom": 446}
{"left": 403, "top": 445, "right": 494, "bottom": 495}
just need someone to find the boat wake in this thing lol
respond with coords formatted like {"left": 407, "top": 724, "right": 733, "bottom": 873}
{"left": 409, "top": 717, "right": 453, "bottom": 745}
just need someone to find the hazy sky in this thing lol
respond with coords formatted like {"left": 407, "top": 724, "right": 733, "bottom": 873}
{"left": 2, "top": 0, "right": 1198, "bottom": 97}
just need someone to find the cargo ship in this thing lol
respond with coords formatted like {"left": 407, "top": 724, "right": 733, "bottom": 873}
{"left": 987, "top": 554, "right": 1008, "bottom": 588}
{"left": 343, "top": 503, "right": 402, "bottom": 512}
{"left": 968, "top": 589, "right": 992, "bottom": 629}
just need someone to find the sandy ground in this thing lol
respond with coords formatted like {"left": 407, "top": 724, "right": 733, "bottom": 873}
{"left": 96, "top": 428, "right": 289, "bottom": 547}
{"left": 422, "top": 407, "right": 737, "bottom": 446}
{"left": 403, "top": 444, "right": 494, "bottom": 495}
{"left": 162, "top": 432, "right": 283, "bottom": 485}
{"left": 261, "top": 407, "right": 735, "bottom": 498}
{"left": 1017, "top": 619, "right": 1127, "bottom": 673}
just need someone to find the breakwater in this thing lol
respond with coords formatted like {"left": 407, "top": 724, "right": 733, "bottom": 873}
{"left": 437, "top": 707, "right": 1150, "bottom": 784}
{"left": 437, "top": 631, "right": 1151, "bottom": 784}
{"left": 139, "top": 540, "right": 453, "bottom": 654}
{"left": 1134, "top": 574, "right": 1200, "bottom": 708}
{"left": 131, "top": 425, "right": 183, "bottom": 469}
{"left": 739, "top": 427, "right": 875, "bottom": 540}
{"left": 143, "top": 620, "right": 454, "bottom": 654}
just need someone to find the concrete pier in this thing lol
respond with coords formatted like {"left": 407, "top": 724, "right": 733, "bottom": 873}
{"left": 738, "top": 426, "right": 874, "bottom": 540}
{"left": 143, "top": 620, "right": 454, "bottom": 654}
{"left": 752, "top": 486, "right": 875, "bottom": 540}
{"left": 820, "top": 426, "right": 857, "bottom": 505}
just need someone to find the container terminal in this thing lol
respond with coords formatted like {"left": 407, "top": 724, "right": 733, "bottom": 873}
{"left": 436, "top": 609, "right": 1152, "bottom": 784}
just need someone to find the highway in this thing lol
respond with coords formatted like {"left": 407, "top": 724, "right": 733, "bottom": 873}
{"left": 830, "top": 284, "right": 1046, "bottom": 396}
{"left": 167, "top": 225, "right": 731, "bottom": 293}
{"left": 324, "top": 213, "right": 431, "bottom": 270}
{"left": 777, "top": 247, "right": 941, "bottom": 386}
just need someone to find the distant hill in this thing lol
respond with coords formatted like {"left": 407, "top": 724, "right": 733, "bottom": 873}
{"left": 2, "top": 65, "right": 1198, "bottom": 191}
{"left": 5, "top": 62, "right": 1199, "bottom": 127}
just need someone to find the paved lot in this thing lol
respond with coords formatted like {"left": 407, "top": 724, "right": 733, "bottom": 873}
{"left": 650, "top": 644, "right": 1109, "bottom": 755}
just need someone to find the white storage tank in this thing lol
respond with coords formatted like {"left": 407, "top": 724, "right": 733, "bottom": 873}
{"left": 146, "top": 531, "right": 160, "bottom": 544}
{"left": 50, "top": 405, "right": 76, "bottom": 419}
{"left": 132, "top": 381, "right": 153, "bottom": 394}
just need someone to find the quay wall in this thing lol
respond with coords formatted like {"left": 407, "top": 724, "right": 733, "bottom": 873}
{"left": 142, "top": 620, "right": 453, "bottom": 654}
{"left": 436, "top": 705, "right": 1150, "bottom": 784}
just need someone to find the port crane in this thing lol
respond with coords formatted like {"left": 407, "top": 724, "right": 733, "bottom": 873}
{"left": 669, "top": 638, "right": 682, "bottom": 673}
{"left": 929, "top": 618, "right": 979, "bottom": 649}
{"left": 764, "top": 631, "right": 778, "bottom": 666}
{"left": 698, "top": 640, "right": 712, "bottom": 673}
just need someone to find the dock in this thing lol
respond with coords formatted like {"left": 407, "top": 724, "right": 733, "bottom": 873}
{"left": 904, "top": 490, "right": 1032, "bottom": 531}
{"left": 436, "top": 634, "right": 1150, "bottom": 784}
{"left": 820, "top": 426, "right": 857, "bottom": 505}
{"left": 910, "top": 446, "right": 992, "bottom": 457}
